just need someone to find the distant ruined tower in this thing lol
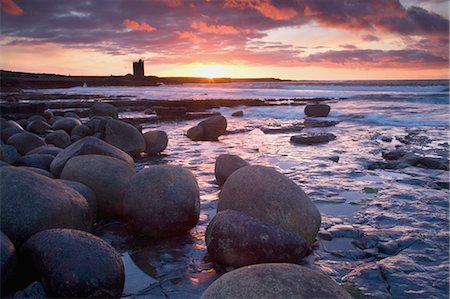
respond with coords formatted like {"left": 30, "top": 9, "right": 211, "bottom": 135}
{"left": 133, "top": 59, "right": 145, "bottom": 78}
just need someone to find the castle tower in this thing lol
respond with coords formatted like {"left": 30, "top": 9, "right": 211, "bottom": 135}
{"left": 133, "top": 59, "right": 145, "bottom": 78}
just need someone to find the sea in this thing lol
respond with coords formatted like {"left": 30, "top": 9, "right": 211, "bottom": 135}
{"left": 20, "top": 80, "right": 450, "bottom": 298}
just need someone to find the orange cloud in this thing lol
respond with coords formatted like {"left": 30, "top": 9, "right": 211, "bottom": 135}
{"left": 163, "top": 0, "right": 182, "bottom": 7}
{"left": 123, "top": 19, "right": 156, "bottom": 32}
{"left": 225, "top": 0, "right": 297, "bottom": 21}
{"left": 0, "top": 0, "right": 23, "bottom": 16}
{"left": 191, "top": 21, "right": 240, "bottom": 34}
{"left": 176, "top": 31, "right": 206, "bottom": 42}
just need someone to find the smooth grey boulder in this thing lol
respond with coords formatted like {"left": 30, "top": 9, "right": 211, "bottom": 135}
{"left": 85, "top": 116, "right": 108, "bottom": 136}
{"left": 18, "top": 167, "right": 55, "bottom": 178}
{"left": 7, "top": 132, "right": 46, "bottom": 155}
{"left": 26, "top": 120, "right": 51, "bottom": 135}
{"left": 45, "top": 130, "right": 71, "bottom": 149}
{"left": 22, "top": 229, "right": 124, "bottom": 298}
{"left": 104, "top": 119, "right": 145, "bottom": 157}
{"left": 201, "top": 263, "right": 352, "bottom": 299}
{"left": 290, "top": 133, "right": 336, "bottom": 145}
{"left": 1, "top": 231, "right": 16, "bottom": 290}
{"left": 27, "top": 145, "right": 62, "bottom": 157}
{"left": 124, "top": 165, "right": 200, "bottom": 237}
{"left": 50, "top": 136, "right": 134, "bottom": 178}
{"left": 1, "top": 127, "right": 24, "bottom": 143}
{"left": 231, "top": 111, "right": 244, "bottom": 117}
{"left": 187, "top": 115, "right": 227, "bottom": 141}
{"left": 218, "top": 165, "right": 321, "bottom": 246}
{"left": 61, "top": 155, "right": 135, "bottom": 219}
{"left": 14, "top": 154, "right": 54, "bottom": 171}
{"left": 143, "top": 130, "right": 168, "bottom": 155}
{"left": 27, "top": 115, "right": 46, "bottom": 123}
{"left": 0, "top": 143, "right": 20, "bottom": 163}
{"left": 304, "top": 104, "right": 331, "bottom": 117}
{"left": 89, "top": 103, "right": 118, "bottom": 119}
{"left": 70, "top": 124, "right": 92, "bottom": 139}
{"left": 59, "top": 180, "right": 97, "bottom": 225}
{"left": 186, "top": 125, "right": 204, "bottom": 141}
{"left": 214, "top": 154, "right": 249, "bottom": 187}
{"left": 205, "top": 210, "right": 308, "bottom": 267}
{"left": 51, "top": 117, "right": 81, "bottom": 133}
{"left": 0, "top": 167, "right": 90, "bottom": 245}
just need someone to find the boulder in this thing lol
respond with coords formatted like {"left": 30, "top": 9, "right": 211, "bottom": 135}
{"left": 22, "top": 229, "right": 124, "bottom": 298}
{"left": 45, "top": 130, "right": 71, "bottom": 149}
{"left": 201, "top": 263, "right": 352, "bottom": 299}
{"left": 58, "top": 180, "right": 97, "bottom": 225}
{"left": 89, "top": 103, "right": 118, "bottom": 119}
{"left": 231, "top": 111, "right": 244, "bottom": 117}
{"left": 304, "top": 104, "right": 331, "bottom": 117}
{"left": 214, "top": 154, "right": 249, "bottom": 187}
{"left": 143, "top": 130, "right": 168, "bottom": 155}
{"left": 49, "top": 136, "right": 134, "bottom": 178}
{"left": 205, "top": 210, "right": 308, "bottom": 267}
{"left": 104, "top": 119, "right": 145, "bottom": 157}
{"left": 290, "top": 133, "right": 336, "bottom": 145}
{"left": 16, "top": 119, "right": 29, "bottom": 129}
{"left": 303, "top": 119, "right": 339, "bottom": 128}
{"left": 0, "top": 167, "right": 90, "bottom": 245}
{"left": 7, "top": 132, "right": 46, "bottom": 155}
{"left": 27, "top": 145, "right": 62, "bottom": 157}
{"left": 14, "top": 154, "right": 54, "bottom": 171}
{"left": 61, "top": 155, "right": 135, "bottom": 219}
{"left": 1, "top": 143, "right": 20, "bottom": 163}
{"left": 51, "top": 117, "right": 81, "bottom": 133}
{"left": 70, "top": 124, "right": 92, "bottom": 139}
{"left": 1, "top": 127, "right": 24, "bottom": 143}
{"left": 218, "top": 165, "right": 321, "bottom": 246}
{"left": 26, "top": 120, "right": 52, "bottom": 135}
{"left": 19, "top": 166, "right": 55, "bottom": 178}
{"left": 64, "top": 111, "right": 81, "bottom": 119}
{"left": 85, "top": 116, "right": 108, "bottom": 136}
{"left": 1, "top": 231, "right": 16, "bottom": 289}
{"left": 186, "top": 125, "right": 204, "bottom": 141}
{"left": 27, "top": 115, "right": 46, "bottom": 123}
{"left": 124, "top": 165, "right": 199, "bottom": 237}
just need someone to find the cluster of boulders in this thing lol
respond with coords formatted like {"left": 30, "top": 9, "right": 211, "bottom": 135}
{"left": 0, "top": 103, "right": 202, "bottom": 297}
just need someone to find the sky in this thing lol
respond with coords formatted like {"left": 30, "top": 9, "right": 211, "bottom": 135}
{"left": 0, "top": 0, "right": 449, "bottom": 80}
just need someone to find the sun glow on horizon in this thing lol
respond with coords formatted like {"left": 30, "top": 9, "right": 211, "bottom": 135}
{"left": 191, "top": 64, "right": 228, "bottom": 79}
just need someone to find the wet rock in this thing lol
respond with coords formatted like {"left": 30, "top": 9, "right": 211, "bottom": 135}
{"left": 61, "top": 155, "right": 135, "bottom": 219}
{"left": 318, "top": 229, "right": 333, "bottom": 241}
{"left": 329, "top": 155, "right": 340, "bottom": 163}
{"left": 1, "top": 231, "right": 16, "bottom": 290}
{"left": 70, "top": 124, "right": 92, "bottom": 139}
{"left": 143, "top": 130, "right": 168, "bottom": 155}
{"left": 13, "top": 154, "right": 54, "bottom": 171}
{"left": 187, "top": 115, "right": 227, "bottom": 141}
{"left": 0, "top": 167, "right": 90, "bottom": 245}
{"left": 7, "top": 132, "right": 46, "bottom": 155}
{"left": 382, "top": 149, "right": 406, "bottom": 160}
{"left": 290, "top": 133, "right": 336, "bottom": 145}
{"left": 231, "top": 111, "right": 244, "bottom": 117}
{"left": 143, "top": 108, "right": 154, "bottom": 115}
{"left": 85, "top": 116, "right": 108, "bottom": 136}
{"left": 104, "top": 119, "right": 145, "bottom": 157}
{"left": 1, "top": 143, "right": 20, "bottom": 163}
{"left": 327, "top": 225, "right": 361, "bottom": 238}
{"left": 1, "top": 127, "right": 24, "bottom": 143}
{"left": 22, "top": 229, "right": 124, "bottom": 298}
{"left": 28, "top": 115, "right": 46, "bottom": 123}
{"left": 304, "top": 104, "right": 331, "bottom": 117}
{"left": 414, "top": 156, "right": 449, "bottom": 170}
{"left": 205, "top": 210, "right": 308, "bottom": 267}
{"left": 51, "top": 117, "right": 81, "bottom": 133}
{"left": 201, "top": 263, "right": 352, "bottom": 299}
{"left": 19, "top": 167, "right": 55, "bottom": 178}
{"left": 27, "top": 145, "right": 62, "bottom": 157}
{"left": 124, "top": 165, "right": 199, "bottom": 237}
{"left": 26, "top": 120, "right": 51, "bottom": 135}
{"left": 381, "top": 136, "right": 393, "bottom": 142}
{"left": 186, "top": 125, "right": 204, "bottom": 141}
{"left": 154, "top": 106, "right": 187, "bottom": 118}
{"left": 304, "top": 118, "right": 339, "bottom": 127}
{"left": 214, "top": 154, "right": 249, "bottom": 187}
{"left": 260, "top": 124, "right": 304, "bottom": 134}
{"left": 89, "top": 102, "right": 118, "bottom": 119}
{"left": 50, "top": 136, "right": 134, "bottom": 178}
{"left": 218, "top": 165, "right": 321, "bottom": 246}
{"left": 59, "top": 180, "right": 97, "bottom": 225}
{"left": 342, "top": 263, "right": 391, "bottom": 299}
{"left": 45, "top": 130, "right": 71, "bottom": 149}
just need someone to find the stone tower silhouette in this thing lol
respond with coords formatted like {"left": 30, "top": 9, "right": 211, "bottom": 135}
{"left": 133, "top": 59, "right": 144, "bottom": 78}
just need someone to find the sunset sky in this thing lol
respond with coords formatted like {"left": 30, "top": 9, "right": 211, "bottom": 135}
{"left": 0, "top": 0, "right": 448, "bottom": 80}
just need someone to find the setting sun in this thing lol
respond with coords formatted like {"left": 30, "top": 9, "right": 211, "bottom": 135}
{"left": 193, "top": 65, "right": 227, "bottom": 79}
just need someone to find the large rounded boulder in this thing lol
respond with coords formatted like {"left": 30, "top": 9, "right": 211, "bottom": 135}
{"left": 143, "top": 130, "right": 168, "bottom": 155}
{"left": 0, "top": 167, "right": 90, "bottom": 245}
{"left": 45, "top": 130, "right": 71, "bottom": 149}
{"left": 205, "top": 210, "right": 308, "bottom": 267}
{"left": 59, "top": 180, "right": 97, "bottom": 225}
{"left": 7, "top": 132, "right": 46, "bottom": 155}
{"left": 89, "top": 103, "right": 118, "bottom": 119}
{"left": 51, "top": 117, "right": 82, "bottom": 133}
{"left": 50, "top": 136, "right": 134, "bottom": 178}
{"left": 14, "top": 154, "right": 54, "bottom": 171}
{"left": 1, "top": 232, "right": 16, "bottom": 289}
{"left": 304, "top": 104, "right": 331, "bottom": 117}
{"left": 22, "top": 229, "right": 124, "bottom": 298}
{"left": 104, "top": 119, "right": 145, "bottom": 157}
{"left": 26, "top": 120, "right": 51, "bottom": 135}
{"left": 187, "top": 115, "right": 227, "bottom": 141}
{"left": 214, "top": 154, "right": 249, "bottom": 187}
{"left": 218, "top": 165, "right": 321, "bottom": 246}
{"left": 124, "top": 165, "right": 200, "bottom": 237}
{"left": 61, "top": 155, "right": 135, "bottom": 219}
{"left": 201, "top": 263, "right": 352, "bottom": 299}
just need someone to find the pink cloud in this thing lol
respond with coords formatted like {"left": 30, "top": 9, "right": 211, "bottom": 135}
{"left": 163, "top": 0, "right": 182, "bottom": 7}
{"left": 0, "top": 0, "right": 23, "bottom": 16}
{"left": 123, "top": 19, "right": 156, "bottom": 32}
{"left": 176, "top": 31, "right": 206, "bottom": 43}
{"left": 225, "top": 0, "right": 297, "bottom": 20}
{"left": 191, "top": 21, "right": 240, "bottom": 34}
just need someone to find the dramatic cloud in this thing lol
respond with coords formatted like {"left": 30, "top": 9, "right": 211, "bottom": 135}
{"left": 0, "top": 0, "right": 23, "bottom": 15}
{"left": 191, "top": 21, "right": 240, "bottom": 34}
{"left": 224, "top": 0, "right": 297, "bottom": 20}
{"left": 123, "top": 19, "right": 156, "bottom": 32}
